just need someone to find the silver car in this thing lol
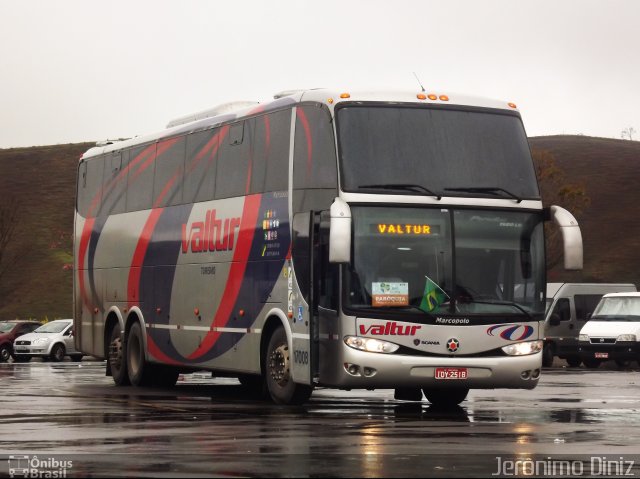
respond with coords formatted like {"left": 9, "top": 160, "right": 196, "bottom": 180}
{"left": 13, "top": 319, "right": 83, "bottom": 362}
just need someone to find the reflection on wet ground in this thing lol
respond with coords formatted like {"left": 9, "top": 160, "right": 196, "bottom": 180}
{"left": 1, "top": 361, "right": 639, "bottom": 476}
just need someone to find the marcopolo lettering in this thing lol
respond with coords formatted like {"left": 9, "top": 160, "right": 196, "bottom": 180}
{"left": 182, "top": 209, "right": 241, "bottom": 254}
{"left": 359, "top": 322, "right": 422, "bottom": 336}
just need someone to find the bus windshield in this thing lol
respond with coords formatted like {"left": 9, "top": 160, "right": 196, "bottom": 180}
{"left": 344, "top": 206, "right": 546, "bottom": 319}
{"left": 337, "top": 105, "right": 539, "bottom": 200}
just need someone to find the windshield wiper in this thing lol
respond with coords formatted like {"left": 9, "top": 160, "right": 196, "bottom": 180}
{"left": 462, "top": 299, "right": 534, "bottom": 320}
{"left": 444, "top": 187, "right": 522, "bottom": 203}
{"left": 358, "top": 183, "right": 442, "bottom": 200}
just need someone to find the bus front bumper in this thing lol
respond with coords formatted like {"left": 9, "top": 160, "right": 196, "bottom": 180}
{"left": 320, "top": 346, "right": 542, "bottom": 390}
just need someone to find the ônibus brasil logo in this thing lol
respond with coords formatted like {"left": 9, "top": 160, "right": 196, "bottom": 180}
{"left": 486, "top": 324, "right": 534, "bottom": 341}
{"left": 182, "top": 209, "right": 241, "bottom": 254}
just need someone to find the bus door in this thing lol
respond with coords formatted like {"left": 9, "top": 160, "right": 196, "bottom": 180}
{"left": 291, "top": 211, "right": 337, "bottom": 385}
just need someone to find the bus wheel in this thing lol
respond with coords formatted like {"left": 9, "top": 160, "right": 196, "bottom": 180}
{"left": 108, "top": 326, "right": 129, "bottom": 386}
{"left": 127, "top": 322, "right": 154, "bottom": 387}
{"left": 423, "top": 388, "right": 469, "bottom": 407}
{"left": 265, "top": 326, "right": 312, "bottom": 405}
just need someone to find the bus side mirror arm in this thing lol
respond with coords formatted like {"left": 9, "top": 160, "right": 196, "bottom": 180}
{"left": 329, "top": 197, "right": 351, "bottom": 264}
{"left": 547, "top": 205, "right": 583, "bottom": 270}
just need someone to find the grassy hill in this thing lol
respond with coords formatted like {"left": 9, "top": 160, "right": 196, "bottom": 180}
{"left": 0, "top": 136, "right": 639, "bottom": 320}
{"left": 530, "top": 135, "right": 640, "bottom": 285}
{"left": 0, "top": 143, "right": 93, "bottom": 320}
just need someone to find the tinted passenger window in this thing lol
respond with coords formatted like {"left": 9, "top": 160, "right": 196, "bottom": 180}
{"left": 153, "top": 137, "right": 185, "bottom": 207}
{"left": 101, "top": 150, "right": 128, "bottom": 215}
{"left": 78, "top": 156, "right": 105, "bottom": 217}
{"left": 294, "top": 104, "right": 337, "bottom": 190}
{"left": 251, "top": 109, "right": 291, "bottom": 193}
{"left": 184, "top": 128, "right": 220, "bottom": 203}
{"left": 215, "top": 120, "right": 254, "bottom": 199}
{"left": 126, "top": 144, "right": 156, "bottom": 212}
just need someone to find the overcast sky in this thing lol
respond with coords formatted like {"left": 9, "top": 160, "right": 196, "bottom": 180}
{"left": 1, "top": 0, "right": 638, "bottom": 148}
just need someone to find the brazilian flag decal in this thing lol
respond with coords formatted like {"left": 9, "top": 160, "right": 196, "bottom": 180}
{"left": 419, "top": 276, "right": 449, "bottom": 313}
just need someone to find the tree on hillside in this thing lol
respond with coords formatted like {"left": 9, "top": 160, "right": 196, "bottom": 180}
{"left": 532, "top": 149, "right": 590, "bottom": 271}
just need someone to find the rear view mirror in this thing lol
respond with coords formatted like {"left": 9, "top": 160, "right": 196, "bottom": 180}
{"left": 549, "top": 313, "right": 561, "bottom": 327}
{"left": 329, "top": 197, "right": 351, "bottom": 263}
{"left": 549, "top": 205, "right": 583, "bottom": 270}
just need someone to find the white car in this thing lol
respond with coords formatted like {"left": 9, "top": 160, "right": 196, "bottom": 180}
{"left": 13, "top": 319, "right": 83, "bottom": 362}
{"left": 578, "top": 292, "right": 640, "bottom": 368}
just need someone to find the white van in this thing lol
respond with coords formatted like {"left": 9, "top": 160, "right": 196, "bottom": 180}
{"left": 543, "top": 283, "right": 636, "bottom": 367}
{"left": 578, "top": 292, "right": 640, "bottom": 368}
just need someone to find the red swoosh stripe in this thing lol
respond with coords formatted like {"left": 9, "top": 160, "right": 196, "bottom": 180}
{"left": 127, "top": 208, "right": 164, "bottom": 308}
{"left": 187, "top": 194, "right": 261, "bottom": 360}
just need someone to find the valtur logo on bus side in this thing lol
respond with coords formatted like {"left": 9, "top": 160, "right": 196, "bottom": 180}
{"left": 486, "top": 324, "right": 534, "bottom": 341}
{"left": 181, "top": 209, "right": 241, "bottom": 253}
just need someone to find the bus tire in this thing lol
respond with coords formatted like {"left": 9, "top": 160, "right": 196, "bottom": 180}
{"left": 108, "top": 325, "right": 129, "bottom": 386}
{"left": 127, "top": 322, "right": 154, "bottom": 387}
{"left": 422, "top": 387, "right": 469, "bottom": 407}
{"left": 265, "top": 326, "right": 312, "bottom": 405}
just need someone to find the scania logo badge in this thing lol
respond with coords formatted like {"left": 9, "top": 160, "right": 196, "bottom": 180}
{"left": 447, "top": 338, "right": 460, "bottom": 353}
{"left": 414, "top": 339, "right": 420, "bottom": 346}
{"left": 600, "top": 338, "right": 605, "bottom": 343}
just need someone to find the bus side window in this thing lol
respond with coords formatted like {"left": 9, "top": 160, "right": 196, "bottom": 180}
{"left": 153, "top": 137, "right": 185, "bottom": 207}
{"left": 293, "top": 104, "right": 337, "bottom": 190}
{"left": 101, "top": 150, "right": 128, "bottom": 215}
{"left": 215, "top": 119, "right": 254, "bottom": 199}
{"left": 251, "top": 109, "right": 291, "bottom": 194}
{"left": 126, "top": 144, "right": 155, "bottom": 212}
{"left": 78, "top": 156, "right": 105, "bottom": 218}
{"left": 184, "top": 128, "right": 219, "bottom": 203}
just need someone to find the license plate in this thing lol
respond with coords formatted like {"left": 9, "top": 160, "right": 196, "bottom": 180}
{"left": 595, "top": 352, "right": 609, "bottom": 359}
{"left": 435, "top": 367, "right": 468, "bottom": 380}
{"left": 15, "top": 348, "right": 27, "bottom": 352}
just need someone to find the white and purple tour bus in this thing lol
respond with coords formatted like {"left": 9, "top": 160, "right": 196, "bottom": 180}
{"left": 74, "top": 89, "right": 583, "bottom": 405}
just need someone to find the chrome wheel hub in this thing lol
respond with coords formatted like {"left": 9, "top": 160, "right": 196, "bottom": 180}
{"left": 269, "top": 344, "right": 290, "bottom": 387}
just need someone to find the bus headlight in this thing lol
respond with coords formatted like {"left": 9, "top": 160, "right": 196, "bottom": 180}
{"left": 617, "top": 334, "right": 636, "bottom": 342}
{"left": 578, "top": 334, "right": 590, "bottom": 342}
{"left": 344, "top": 336, "right": 400, "bottom": 354}
{"left": 502, "top": 340, "right": 543, "bottom": 356}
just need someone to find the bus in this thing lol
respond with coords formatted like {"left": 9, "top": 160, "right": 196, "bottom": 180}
{"left": 74, "top": 89, "right": 583, "bottom": 405}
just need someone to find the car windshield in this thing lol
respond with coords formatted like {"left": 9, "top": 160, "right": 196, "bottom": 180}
{"left": 34, "top": 321, "right": 71, "bottom": 334}
{"left": 591, "top": 297, "right": 640, "bottom": 321}
{"left": 0, "top": 322, "right": 15, "bottom": 333}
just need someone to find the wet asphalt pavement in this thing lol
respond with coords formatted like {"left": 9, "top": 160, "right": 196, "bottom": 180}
{"left": 1, "top": 359, "right": 640, "bottom": 477}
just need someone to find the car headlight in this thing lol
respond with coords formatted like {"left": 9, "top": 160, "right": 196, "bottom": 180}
{"left": 344, "top": 336, "right": 399, "bottom": 354}
{"left": 617, "top": 334, "right": 637, "bottom": 342}
{"left": 502, "top": 340, "right": 543, "bottom": 356}
{"left": 33, "top": 338, "right": 50, "bottom": 345}
{"left": 578, "top": 334, "right": 590, "bottom": 342}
